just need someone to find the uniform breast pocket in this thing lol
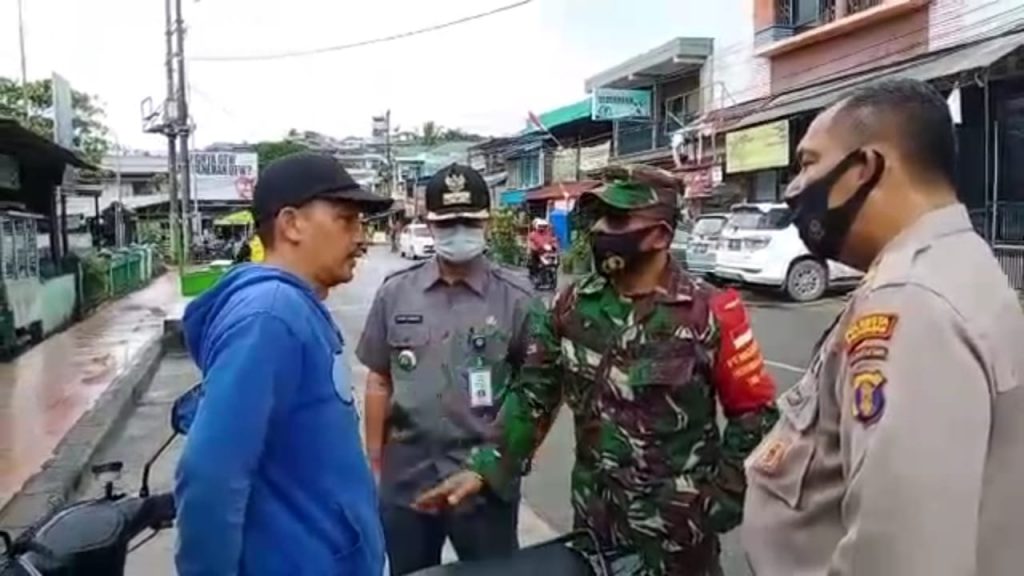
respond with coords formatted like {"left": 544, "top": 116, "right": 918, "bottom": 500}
{"left": 746, "top": 374, "right": 819, "bottom": 508}
{"left": 601, "top": 340, "right": 699, "bottom": 437}
{"left": 387, "top": 324, "right": 430, "bottom": 374}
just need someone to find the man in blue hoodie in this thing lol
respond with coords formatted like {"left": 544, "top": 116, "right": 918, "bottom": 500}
{"left": 175, "top": 153, "right": 392, "bottom": 576}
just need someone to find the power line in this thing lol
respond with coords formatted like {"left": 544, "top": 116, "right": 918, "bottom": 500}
{"left": 191, "top": 0, "right": 534, "bottom": 63}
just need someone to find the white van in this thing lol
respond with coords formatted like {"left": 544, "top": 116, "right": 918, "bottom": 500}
{"left": 399, "top": 223, "right": 435, "bottom": 259}
{"left": 714, "top": 203, "right": 862, "bottom": 301}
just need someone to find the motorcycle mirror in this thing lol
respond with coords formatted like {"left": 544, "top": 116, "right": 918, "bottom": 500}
{"left": 171, "top": 382, "right": 203, "bottom": 436}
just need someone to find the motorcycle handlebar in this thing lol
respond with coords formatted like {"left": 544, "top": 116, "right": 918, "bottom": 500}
{"left": 121, "top": 492, "right": 176, "bottom": 538}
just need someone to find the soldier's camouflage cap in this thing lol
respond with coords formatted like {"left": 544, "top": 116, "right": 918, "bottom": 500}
{"left": 577, "top": 164, "right": 684, "bottom": 222}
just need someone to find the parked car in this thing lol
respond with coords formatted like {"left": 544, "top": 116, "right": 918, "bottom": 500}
{"left": 714, "top": 203, "right": 862, "bottom": 302}
{"left": 670, "top": 228, "right": 691, "bottom": 268}
{"left": 683, "top": 213, "right": 728, "bottom": 278}
{"left": 399, "top": 223, "right": 435, "bottom": 259}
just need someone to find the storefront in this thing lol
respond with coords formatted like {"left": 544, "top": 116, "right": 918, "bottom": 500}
{"left": 723, "top": 119, "right": 794, "bottom": 202}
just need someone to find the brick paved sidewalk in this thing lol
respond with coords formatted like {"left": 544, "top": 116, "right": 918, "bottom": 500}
{"left": 0, "top": 273, "right": 182, "bottom": 508}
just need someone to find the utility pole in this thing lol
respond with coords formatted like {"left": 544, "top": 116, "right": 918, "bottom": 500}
{"left": 174, "top": 0, "right": 193, "bottom": 266}
{"left": 164, "top": 0, "right": 181, "bottom": 265}
{"left": 16, "top": 0, "right": 29, "bottom": 119}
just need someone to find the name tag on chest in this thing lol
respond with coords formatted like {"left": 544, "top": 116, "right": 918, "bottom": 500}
{"left": 468, "top": 367, "right": 494, "bottom": 408}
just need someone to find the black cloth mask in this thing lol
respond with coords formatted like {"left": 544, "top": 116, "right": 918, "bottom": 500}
{"left": 786, "top": 149, "right": 885, "bottom": 261}
{"left": 591, "top": 225, "right": 665, "bottom": 277}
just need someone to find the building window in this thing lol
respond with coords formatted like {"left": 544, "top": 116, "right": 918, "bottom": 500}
{"left": 663, "top": 93, "right": 700, "bottom": 136}
{"left": 509, "top": 153, "right": 541, "bottom": 189}
{"left": 776, "top": 0, "right": 881, "bottom": 29}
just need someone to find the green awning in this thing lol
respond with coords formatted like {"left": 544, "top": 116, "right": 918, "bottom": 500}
{"left": 214, "top": 210, "right": 253, "bottom": 226}
{"left": 537, "top": 99, "right": 592, "bottom": 130}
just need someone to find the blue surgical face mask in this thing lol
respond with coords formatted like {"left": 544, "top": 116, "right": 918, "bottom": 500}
{"left": 433, "top": 223, "right": 486, "bottom": 264}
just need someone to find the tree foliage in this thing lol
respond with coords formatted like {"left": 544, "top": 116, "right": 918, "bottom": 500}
{"left": 418, "top": 121, "right": 486, "bottom": 146}
{"left": 487, "top": 207, "right": 525, "bottom": 266}
{"left": 253, "top": 139, "right": 310, "bottom": 168}
{"left": 0, "top": 77, "right": 111, "bottom": 164}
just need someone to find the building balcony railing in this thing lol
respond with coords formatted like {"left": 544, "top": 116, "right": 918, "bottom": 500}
{"left": 613, "top": 116, "right": 695, "bottom": 159}
{"left": 775, "top": 0, "right": 883, "bottom": 29}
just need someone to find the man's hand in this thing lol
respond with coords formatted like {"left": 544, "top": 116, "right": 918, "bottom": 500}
{"left": 411, "top": 471, "right": 485, "bottom": 512}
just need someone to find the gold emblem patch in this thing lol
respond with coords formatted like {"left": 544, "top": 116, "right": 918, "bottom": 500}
{"left": 844, "top": 313, "right": 898, "bottom": 352}
{"left": 754, "top": 438, "right": 789, "bottom": 475}
{"left": 851, "top": 370, "right": 887, "bottom": 424}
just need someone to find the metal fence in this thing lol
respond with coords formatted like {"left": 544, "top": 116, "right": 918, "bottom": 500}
{"left": 994, "top": 244, "right": 1024, "bottom": 292}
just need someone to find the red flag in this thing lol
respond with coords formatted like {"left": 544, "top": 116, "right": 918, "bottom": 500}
{"left": 527, "top": 111, "right": 546, "bottom": 133}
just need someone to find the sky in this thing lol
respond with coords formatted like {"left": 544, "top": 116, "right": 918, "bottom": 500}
{"left": 0, "top": 0, "right": 736, "bottom": 150}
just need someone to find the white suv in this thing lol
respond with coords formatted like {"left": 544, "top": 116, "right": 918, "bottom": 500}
{"left": 714, "top": 203, "right": 862, "bottom": 301}
{"left": 399, "top": 223, "right": 435, "bottom": 259}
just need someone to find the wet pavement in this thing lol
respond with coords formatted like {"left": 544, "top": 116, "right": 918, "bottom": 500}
{"left": 73, "top": 248, "right": 844, "bottom": 574}
{"left": 0, "top": 273, "right": 182, "bottom": 508}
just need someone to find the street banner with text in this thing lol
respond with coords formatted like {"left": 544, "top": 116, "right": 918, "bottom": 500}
{"left": 191, "top": 152, "right": 259, "bottom": 201}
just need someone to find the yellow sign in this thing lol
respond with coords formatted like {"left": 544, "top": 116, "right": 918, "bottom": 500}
{"left": 725, "top": 120, "right": 790, "bottom": 174}
{"left": 844, "top": 313, "right": 898, "bottom": 352}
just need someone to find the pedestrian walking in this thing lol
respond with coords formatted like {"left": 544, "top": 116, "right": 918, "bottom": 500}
{"left": 356, "top": 163, "right": 538, "bottom": 575}
{"left": 742, "top": 78, "right": 1024, "bottom": 575}
{"left": 414, "top": 164, "right": 779, "bottom": 575}
{"left": 175, "top": 153, "right": 392, "bottom": 576}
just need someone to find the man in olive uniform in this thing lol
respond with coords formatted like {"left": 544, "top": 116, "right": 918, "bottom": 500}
{"left": 356, "top": 164, "right": 537, "bottom": 575}
{"left": 742, "top": 79, "right": 1024, "bottom": 575}
{"left": 415, "top": 164, "right": 780, "bottom": 575}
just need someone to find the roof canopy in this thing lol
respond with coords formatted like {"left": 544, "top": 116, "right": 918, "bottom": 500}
{"left": 585, "top": 37, "right": 713, "bottom": 91}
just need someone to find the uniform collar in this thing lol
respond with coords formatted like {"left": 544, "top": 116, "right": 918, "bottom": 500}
{"left": 420, "top": 257, "right": 489, "bottom": 296}
{"left": 867, "top": 203, "right": 972, "bottom": 271}
{"left": 577, "top": 258, "right": 694, "bottom": 303}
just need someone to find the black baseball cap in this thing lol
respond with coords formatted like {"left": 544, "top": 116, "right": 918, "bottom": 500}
{"left": 424, "top": 163, "right": 490, "bottom": 221}
{"left": 252, "top": 153, "right": 393, "bottom": 223}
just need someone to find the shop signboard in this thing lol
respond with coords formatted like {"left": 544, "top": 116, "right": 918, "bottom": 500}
{"left": 191, "top": 152, "right": 259, "bottom": 201}
{"left": 552, "top": 148, "right": 577, "bottom": 182}
{"left": 681, "top": 167, "right": 713, "bottom": 198}
{"left": 725, "top": 120, "right": 790, "bottom": 175}
{"left": 591, "top": 88, "right": 652, "bottom": 121}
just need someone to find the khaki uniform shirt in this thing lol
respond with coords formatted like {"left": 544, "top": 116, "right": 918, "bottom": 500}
{"left": 742, "top": 204, "right": 1024, "bottom": 575}
{"left": 355, "top": 258, "right": 535, "bottom": 506}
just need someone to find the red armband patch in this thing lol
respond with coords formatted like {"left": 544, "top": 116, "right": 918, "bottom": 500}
{"left": 710, "top": 289, "right": 776, "bottom": 416}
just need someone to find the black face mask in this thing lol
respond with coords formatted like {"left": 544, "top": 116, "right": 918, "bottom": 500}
{"left": 786, "top": 149, "right": 885, "bottom": 261}
{"left": 591, "top": 225, "right": 665, "bottom": 277}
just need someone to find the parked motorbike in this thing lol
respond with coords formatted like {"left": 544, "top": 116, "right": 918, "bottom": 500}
{"left": 530, "top": 245, "right": 559, "bottom": 292}
{"left": 0, "top": 385, "right": 200, "bottom": 576}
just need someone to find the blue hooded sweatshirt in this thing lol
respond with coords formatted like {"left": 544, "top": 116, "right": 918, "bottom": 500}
{"left": 174, "top": 265, "right": 385, "bottom": 576}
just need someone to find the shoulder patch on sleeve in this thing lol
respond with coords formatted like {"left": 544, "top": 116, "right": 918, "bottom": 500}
{"left": 851, "top": 369, "right": 887, "bottom": 425}
{"left": 844, "top": 313, "right": 898, "bottom": 352}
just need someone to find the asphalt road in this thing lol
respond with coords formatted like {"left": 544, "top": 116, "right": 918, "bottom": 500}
{"left": 75, "top": 247, "right": 845, "bottom": 575}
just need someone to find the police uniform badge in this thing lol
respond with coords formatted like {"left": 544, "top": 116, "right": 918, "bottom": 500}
{"left": 851, "top": 369, "right": 886, "bottom": 424}
{"left": 443, "top": 171, "right": 471, "bottom": 206}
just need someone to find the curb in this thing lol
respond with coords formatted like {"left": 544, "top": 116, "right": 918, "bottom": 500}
{"left": 0, "top": 335, "right": 166, "bottom": 534}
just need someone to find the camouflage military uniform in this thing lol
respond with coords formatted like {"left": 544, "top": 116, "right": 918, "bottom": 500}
{"left": 468, "top": 165, "right": 780, "bottom": 575}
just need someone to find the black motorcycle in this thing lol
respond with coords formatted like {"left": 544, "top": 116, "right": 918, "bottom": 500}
{"left": 0, "top": 383, "right": 633, "bottom": 576}
{"left": 0, "top": 384, "right": 201, "bottom": 576}
{"left": 530, "top": 245, "right": 559, "bottom": 292}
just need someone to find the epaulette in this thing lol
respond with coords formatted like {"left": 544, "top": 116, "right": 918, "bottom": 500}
{"left": 490, "top": 265, "right": 534, "bottom": 297}
{"left": 381, "top": 259, "right": 429, "bottom": 287}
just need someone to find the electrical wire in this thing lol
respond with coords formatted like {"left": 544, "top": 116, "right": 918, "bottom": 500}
{"left": 185, "top": 2, "right": 1024, "bottom": 154}
{"left": 190, "top": 0, "right": 533, "bottom": 62}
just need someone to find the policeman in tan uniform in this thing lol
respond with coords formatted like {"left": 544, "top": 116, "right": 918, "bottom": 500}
{"left": 742, "top": 78, "right": 1024, "bottom": 575}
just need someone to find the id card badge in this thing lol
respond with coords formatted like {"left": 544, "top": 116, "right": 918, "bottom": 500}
{"left": 468, "top": 367, "right": 494, "bottom": 408}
